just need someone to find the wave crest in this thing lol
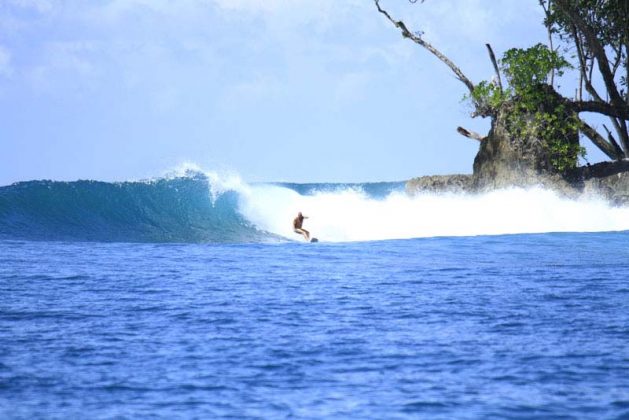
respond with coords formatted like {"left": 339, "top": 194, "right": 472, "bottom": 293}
{"left": 1, "top": 169, "right": 628, "bottom": 243}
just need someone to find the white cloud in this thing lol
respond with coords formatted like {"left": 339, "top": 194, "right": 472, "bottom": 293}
{"left": 212, "top": 0, "right": 288, "bottom": 13}
{"left": 4, "top": 0, "right": 54, "bottom": 14}
{"left": 222, "top": 73, "right": 284, "bottom": 108}
{"left": 99, "top": 0, "right": 205, "bottom": 19}
{"left": 5, "top": 0, "right": 54, "bottom": 13}
{"left": 375, "top": 0, "right": 543, "bottom": 49}
{"left": 24, "top": 41, "right": 100, "bottom": 92}
{"left": 47, "top": 41, "right": 97, "bottom": 75}
{"left": 334, "top": 71, "right": 372, "bottom": 105}
{"left": 0, "top": 45, "right": 12, "bottom": 77}
{"left": 89, "top": 0, "right": 362, "bottom": 21}
{"left": 211, "top": 0, "right": 369, "bottom": 33}
{"left": 151, "top": 86, "right": 182, "bottom": 113}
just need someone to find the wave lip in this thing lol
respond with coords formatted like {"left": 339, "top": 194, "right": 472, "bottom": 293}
{"left": 0, "top": 173, "right": 267, "bottom": 243}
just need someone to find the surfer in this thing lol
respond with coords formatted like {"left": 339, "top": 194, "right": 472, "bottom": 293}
{"left": 293, "top": 212, "right": 310, "bottom": 241}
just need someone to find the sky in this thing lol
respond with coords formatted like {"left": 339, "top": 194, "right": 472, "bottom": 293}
{"left": 0, "top": 0, "right": 609, "bottom": 185}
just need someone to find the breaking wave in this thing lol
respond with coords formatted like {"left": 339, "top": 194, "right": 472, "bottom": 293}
{"left": 1, "top": 169, "right": 628, "bottom": 243}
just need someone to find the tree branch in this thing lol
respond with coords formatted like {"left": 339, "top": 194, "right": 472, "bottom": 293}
{"left": 617, "top": 118, "right": 629, "bottom": 155}
{"left": 485, "top": 44, "right": 502, "bottom": 93}
{"left": 607, "top": 116, "right": 628, "bottom": 155}
{"left": 602, "top": 124, "right": 626, "bottom": 158}
{"left": 556, "top": 0, "right": 625, "bottom": 107}
{"left": 572, "top": 24, "right": 603, "bottom": 102}
{"left": 457, "top": 126, "right": 486, "bottom": 141}
{"left": 626, "top": 42, "right": 629, "bottom": 105}
{"left": 374, "top": 0, "right": 475, "bottom": 94}
{"left": 571, "top": 100, "right": 629, "bottom": 120}
{"left": 611, "top": 43, "right": 623, "bottom": 77}
{"left": 539, "top": 0, "right": 556, "bottom": 86}
{"left": 579, "top": 120, "right": 622, "bottom": 160}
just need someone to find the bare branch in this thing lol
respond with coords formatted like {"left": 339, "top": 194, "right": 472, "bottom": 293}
{"left": 626, "top": 42, "right": 629, "bottom": 105}
{"left": 617, "top": 118, "right": 629, "bottom": 154}
{"left": 602, "top": 124, "right": 626, "bottom": 157}
{"left": 571, "top": 100, "right": 629, "bottom": 120}
{"left": 611, "top": 43, "right": 623, "bottom": 77}
{"left": 539, "top": 0, "right": 556, "bottom": 86}
{"left": 374, "top": 0, "right": 475, "bottom": 94}
{"left": 579, "top": 120, "right": 623, "bottom": 160}
{"left": 572, "top": 24, "right": 603, "bottom": 102}
{"left": 556, "top": 0, "right": 625, "bottom": 107}
{"left": 457, "top": 126, "right": 486, "bottom": 141}
{"left": 485, "top": 44, "right": 502, "bottom": 93}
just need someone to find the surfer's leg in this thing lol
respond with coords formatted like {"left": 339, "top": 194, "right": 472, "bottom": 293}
{"left": 294, "top": 228, "right": 310, "bottom": 241}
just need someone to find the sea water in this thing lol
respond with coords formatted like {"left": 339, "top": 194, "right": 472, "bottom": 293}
{"left": 1, "top": 171, "right": 629, "bottom": 418}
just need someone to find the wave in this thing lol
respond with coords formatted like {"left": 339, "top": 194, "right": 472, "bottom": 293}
{"left": 0, "top": 172, "right": 265, "bottom": 243}
{"left": 1, "top": 169, "right": 628, "bottom": 243}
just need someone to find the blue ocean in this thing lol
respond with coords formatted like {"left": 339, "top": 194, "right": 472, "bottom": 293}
{"left": 1, "top": 170, "right": 629, "bottom": 418}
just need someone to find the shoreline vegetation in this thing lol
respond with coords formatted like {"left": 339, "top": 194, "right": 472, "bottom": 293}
{"left": 376, "top": 0, "right": 629, "bottom": 205}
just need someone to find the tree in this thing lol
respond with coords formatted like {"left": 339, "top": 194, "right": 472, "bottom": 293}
{"left": 374, "top": 0, "right": 629, "bottom": 178}
{"left": 544, "top": 0, "right": 629, "bottom": 159}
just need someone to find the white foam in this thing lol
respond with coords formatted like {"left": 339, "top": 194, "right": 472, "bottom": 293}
{"left": 158, "top": 165, "right": 629, "bottom": 242}
{"left": 238, "top": 184, "right": 629, "bottom": 242}
{"left": 161, "top": 162, "right": 250, "bottom": 203}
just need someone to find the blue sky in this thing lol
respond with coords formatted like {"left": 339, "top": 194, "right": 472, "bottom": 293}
{"left": 0, "top": 0, "right": 608, "bottom": 185}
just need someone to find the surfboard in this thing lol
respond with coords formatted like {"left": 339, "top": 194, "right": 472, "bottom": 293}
{"left": 310, "top": 237, "right": 319, "bottom": 243}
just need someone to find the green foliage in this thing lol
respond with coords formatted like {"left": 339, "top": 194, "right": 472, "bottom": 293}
{"left": 507, "top": 103, "right": 585, "bottom": 173}
{"left": 467, "top": 43, "right": 571, "bottom": 110}
{"left": 465, "top": 80, "right": 508, "bottom": 111}
{"left": 466, "top": 43, "right": 583, "bottom": 172}
{"left": 501, "top": 43, "right": 572, "bottom": 93}
{"left": 542, "top": 0, "right": 629, "bottom": 54}
{"left": 547, "top": 137, "right": 587, "bottom": 173}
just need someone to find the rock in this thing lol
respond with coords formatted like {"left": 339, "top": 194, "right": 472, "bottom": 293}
{"left": 405, "top": 87, "right": 629, "bottom": 204}
{"left": 471, "top": 89, "right": 579, "bottom": 194}
{"left": 583, "top": 161, "right": 629, "bottom": 206}
{"left": 406, "top": 174, "right": 473, "bottom": 195}
{"left": 405, "top": 164, "right": 629, "bottom": 206}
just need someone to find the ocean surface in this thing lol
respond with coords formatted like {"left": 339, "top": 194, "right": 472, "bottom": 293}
{"left": 1, "top": 171, "right": 629, "bottom": 418}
